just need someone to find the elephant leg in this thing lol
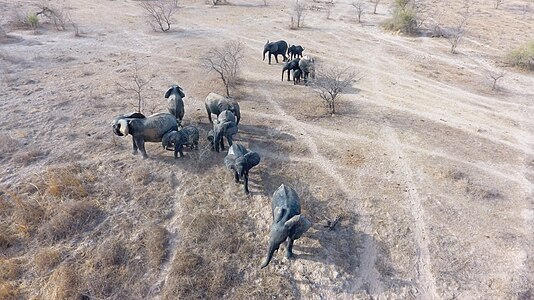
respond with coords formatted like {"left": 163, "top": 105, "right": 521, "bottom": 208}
{"left": 227, "top": 135, "right": 233, "bottom": 147}
{"left": 220, "top": 137, "right": 225, "bottom": 152}
{"left": 131, "top": 136, "right": 138, "bottom": 155}
{"left": 285, "top": 237, "right": 295, "bottom": 258}
{"left": 244, "top": 171, "right": 250, "bottom": 194}
{"left": 135, "top": 138, "right": 148, "bottom": 159}
{"left": 234, "top": 170, "right": 239, "bottom": 183}
{"left": 274, "top": 54, "right": 279, "bottom": 64}
{"left": 268, "top": 54, "right": 272, "bottom": 65}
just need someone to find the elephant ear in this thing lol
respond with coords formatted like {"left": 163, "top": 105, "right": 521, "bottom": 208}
{"left": 244, "top": 151, "right": 260, "bottom": 168}
{"left": 273, "top": 207, "right": 285, "bottom": 223}
{"left": 224, "top": 154, "right": 237, "bottom": 169}
{"left": 178, "top": 86, "right": 185, "bottom": 98}
{"left": 164, "top": 87, "right": 173, "bottom": 99}
{"left": 284, "top": 215, "right": 312, "bottom": 239}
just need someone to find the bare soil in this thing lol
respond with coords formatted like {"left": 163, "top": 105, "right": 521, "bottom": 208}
{"left": 0, "top": 0, "right": 533, "bottom": 299}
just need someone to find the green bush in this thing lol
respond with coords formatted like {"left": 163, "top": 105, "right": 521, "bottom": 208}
{"left": 26, "top": 13, "right": 39, "bottom": 32}
{"left": 383, "top": 0, "right": 418, "bottom": 34}
{"left": 507, "top": 42, "right": 534, "bottom": 71}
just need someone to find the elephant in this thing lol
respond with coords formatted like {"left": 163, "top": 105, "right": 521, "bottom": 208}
{"left": 111, "top": 112, "right": 178, "bottom": 159}
{"left": 161, "top": 125, "right": 200, "bottom": 158}
{"left": 224, "top": 143, "right": 261, "bottom": 194}
{"left": 213, "top": 110, "right": 238, "bottom": 153}
{"left": 292, "top": 69, "right": 302, "bottom": 85}
{"left": 287, "top": 45, "right": 304, "bottom": 60}
{"left": 281, "top": 58, "right": 300, "bottom": 82}
{"left": 263, "top": 40, "right": 288, "bottom": 64}
{"left": 164, "top": 85, "right": 185, "bottom": 125}
{"left": 261, "top": 184, "right": 312, "bottom": 268}
{"left": 298, "top": 56, "right": 316, "bottom": 84}
{"left": 205, "top": 92, "right": 241, "bottom": 126}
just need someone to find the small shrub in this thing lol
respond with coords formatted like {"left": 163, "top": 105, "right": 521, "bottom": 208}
{"left": 34, "top": 247, "right": 62, "bottom": 273}
{"left": 26, "top": 13, "right": 39, "bottom": 33}
{"left": 12, "top": 149, "right": 44, "bottom": 166}
{"left": 507, "top": 42, "right": 534, "bottom": 71}
{"left": 383, "top": 6, "right": 417, "bottom": 34}
{"left": 42, "top": 263, "right": 80, "bottom": 300}
{"left": 0, "top": 259, "right": 22, "bottom": 281}
{"left": 45, "top": 167, "right": 88, "bottom": 199}
{"left": 0, "top": 282, "right": 19, "bottom": 300}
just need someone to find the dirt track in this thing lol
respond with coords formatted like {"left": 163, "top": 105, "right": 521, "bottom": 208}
{"left": 1, "top": 0, "right": 533, "bottom": 299}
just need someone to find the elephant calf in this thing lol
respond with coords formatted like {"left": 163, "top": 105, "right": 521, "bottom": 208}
{"left": 298, "top": 56, "right": 316, "bottom": 84}
{"left": 162, "top": 125, "right": 200, "bottom": 158}
{"left": 205, "top": 92, "right": 241, "bottom": 126}
{"left": 112, "top": 112, "right": 178, "bottom": 159}
{"left": 292, "top": 69, "right": 302, "bottom": 85}
{"left": 261, "top": 184, "right": 312, "bottom": 268}
{"left": 287, "top": 45, "right": 305, "bottom": 60}
{"left": 224, "top": 143, "right": 261, "bottom": 194}
{"left": 213, "top": 110, "right": 238, "bottom": 153}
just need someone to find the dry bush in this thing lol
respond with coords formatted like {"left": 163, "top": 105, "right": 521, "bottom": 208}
{"left": 38, "top": 201, "right": 102, "bottom": 243}
{"left": 34, "top": 247, "right": 62, "bottom": 274}
{"left": 138, "top": 0, "right": 179, "bottom": 32}
{"left": 0, "top": 282, "right": 19, "bottom": 300}
{"left": 12, "top": 149, "right": 45, "bottom": 166}
{"left": 507, "top": 41, "right": 534, "bottom": 71}
{"left": 383, "top": 0, "right": 418, "bottom": 34}
{"left": 0, "top": 259, "right": 22, "bottom": 281}
{"left": 42, "top": 263, "right": 81, "bottom": 300}
{"left": 95, "top": 240, "right": 128, "bottom": 267}
{"left": 44, "top": 166, "right": 90, "bottom": 199}
{"left": 201, "top": 40, "right": 244, "bottom": 97}
{"left": 312, "top": 65, "right": 360, "bottom": 115}
{"left": 36, "top": 5, "right": 68, "bottom": 31}
{"left": 7, "top": 191, "right": 45, "bottom": 237}
{"left": 143, "top": 223, "right": 169, "bottom": 269}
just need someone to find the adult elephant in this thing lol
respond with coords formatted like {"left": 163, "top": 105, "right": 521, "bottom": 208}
{"left": 205, "top": 92, "right": 241, "bottom": 126}
{"left": 281, "top": 58, "right": 300, "bottom": 81}
{"left": 213, "top": 110, "right": 238, "bottom": 153}
{"left": 224, "top": 143, "right": 261, "bottom": 194}
{"left": 111, "top": 112, "right": 178, "bottom": 159}
{"left": 164, "top": 85, "right": 185, "bottom": 125}
{"left": 298, "top": 56, "right": 316, "bottom": 84}
{"left": 260, "top": 184, "right": 312, "bottom": 268}
{"left": 263, "top": 40, "right": 288, "bottom": 64}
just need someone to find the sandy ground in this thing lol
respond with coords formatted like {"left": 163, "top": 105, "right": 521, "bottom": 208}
{"left": 1, "top": 0, "right": 533, "bottom": 299}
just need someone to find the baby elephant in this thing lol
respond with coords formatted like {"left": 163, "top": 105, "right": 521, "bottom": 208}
{"left": 224, "top": 144, "right": 261, "bottom": 194}
{"left": 292, "top": 69, "right": 302, "bottom": 85}
{"left": 162, "top": 126, "right": 199, "bottom": 158}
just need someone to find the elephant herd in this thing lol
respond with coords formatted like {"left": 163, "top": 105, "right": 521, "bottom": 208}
{"left": 263, "top": 40, "right": 315, "bottom": 85}
{"left": 111, "top": 72, "right": 312, "bottom": 267}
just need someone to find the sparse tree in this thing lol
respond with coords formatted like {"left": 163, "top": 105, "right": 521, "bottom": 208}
{"left": 36, "top": 5, "right": 67, "bottom": 31}
{"left": 370, "top": 0, "right": 380, "bottom": 14}
{"left": 138, "top": 0, "right": 179, "bottom": 32}
{"left": 494, "top": 0, "right": 503, "bottom": 9}
{"left": 117, "top": 65, "right": 151, "bottom": 113}
{"left": 67, "top": 15, "right": 80, "bottom": 37}
{"left": 313, "top": 66, "right": 360, "bottom": 115}
{"left": 202, "top": 41, "right": 244, "bottom": 97}
{"left": 448, "top": 13, "right": 468, "bottom": 54}
{"left": 290, "top": 0, "right": 306, "bottom": 29}
{"left": 352, "top": 1, "right": 365, "bottom": 22}
{"left": 488, "top": 71, "right": 504, "bottom": 91}
{"left": 212, "top": 0, "right": 228, "bottom": 5}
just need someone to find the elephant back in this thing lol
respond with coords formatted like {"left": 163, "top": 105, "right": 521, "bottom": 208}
{"left": 271, "top": 184, "right": 301, "bottom": 219}
{"left": 218, "top": 110, "right": 236, "bottom": 123}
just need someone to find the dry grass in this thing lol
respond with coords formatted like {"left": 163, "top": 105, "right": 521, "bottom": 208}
{"left": 0, "top": 133, "right": 20, "bottom": 160}
{"left": 38, "top": 201, "right": 102, "bottom": 243}
{"left": 143, "top": 223, "right": 169, "bottom": 269}
{"left": 34, "top": 247, "right": 62, "bottom": 274}
{"left": 44, "top": 166, "right": 90, "bottom": 199}
{"left": 12, "top": 149, "right": 45, "bottom": 166}
{"left": 0, "top": 259, "right": 22, "bottom": 281}
{"left": 0, "top": 282, "right": 19, "bottom": 300}
{"left": 42, "top": 263, "right": 81, "bottom": 300}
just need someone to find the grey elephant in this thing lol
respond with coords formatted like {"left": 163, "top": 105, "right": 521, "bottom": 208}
{"left": 292, "top": 69, "right": 302, "bottom": 85}
{"left": 205, "top": 92, "right": 241, "bottom": 126}
{"left": 213, "top": 110, "right": 238, "bottom": 152}
{"left": 261, "top": 184, "right": 312, "bottom": 268}
{"left": 224, "top": 144, "right": 261, "bottom": 194}
{"left": 164, "top": 85, "right": 186, "bottom": 125}
{"left": 263, "top": 40, "right": 288, "bottom": 64}
{"left": 281, "top": 57, "right": 300, "bottom": 82}
{"left": 298, "top": 56, "right": 315, "bottom": 84}
{"left": 287, "top": 45, "right": 304, "bottom": 60}
{"left": 161, "top": 125, "right": 199, "bottom": 158}
{"left": 111, "top": 112, "right": 178, "bottom": 159}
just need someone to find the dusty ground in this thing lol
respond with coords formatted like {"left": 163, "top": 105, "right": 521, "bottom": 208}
{"left": 0, "top": 0, "right": 533, "bottom": 299}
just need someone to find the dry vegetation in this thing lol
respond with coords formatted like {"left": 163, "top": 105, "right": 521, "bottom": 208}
{"left": 0, "top": 0, "right": 533, "bottom": 299}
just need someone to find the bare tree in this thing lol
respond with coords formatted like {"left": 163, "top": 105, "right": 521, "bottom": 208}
{"left": 494, "top": 0, "right": 503, "bottom": 9}
{"left": 138, "top": 0, "right": 179, "bottom": 32}
{"left": 211, "top": 0, "right": 228, "bottom": 5}
{"left": 488, "top": 71, "right": 505, "bottom": 91}
{"left": 448, "top": 13, "right": 468, "bottom": 54}
{"left": 202, "top": 41, "right": 244, "bottom": 97}
{"left": 352, "top": 1, "right": 365, "bottom": 22}
{"left": 117, "top": 65, "right": 151, "bottom": 113}
{"left": 67, "top": 15, "right": 80, "bottom": 37}
{"left": 369, "top": 0, "right": 380, "bottom": 14}
{"left": 313, "top": 66, "right": 360, "bottom": 115}
{"left": 290, "top": 0, "right": 306, "bottom": 29}
{"left": 36, "top": 5, "right": 67, "bottom": 31}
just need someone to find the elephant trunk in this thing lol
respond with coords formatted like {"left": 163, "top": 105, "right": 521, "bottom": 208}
{"left": 260, "top": 242, "right": 276, "bottom": 269}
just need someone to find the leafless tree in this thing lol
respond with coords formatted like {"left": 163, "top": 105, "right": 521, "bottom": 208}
{"left": 352, "top": 1, "right": 365, "bottom": 22}
{"left": 488, "top": 71, "right": 505, "bottom": 91}
{"left": 117, "top": 65, "right": 152, "bottom": 113}
{"left": 290, "top": 0, "right": 306, "bottom": 29}
{"left": 67, "top": 15, "right": 80, "bottom": 37}
{"left": 138, "top": 0, "right": 179, "bottom": 32}
{"left": 36, "top": 4, "right": 67, "bottom": 31}
{"left": 312, "top": 66, "right": 360, "bottom": 115}
{"left": 212, "top": 0, "right": 228, "bottom": 5}
{"left": 369, "top": 0, "right": 380, "bottom": 14}
{"left": 201, "top": 41, "right": 244, "bottom": 97}
{"left": 494, "top": 0, "right": 503, "bottom": 9}
{"left": 448, "top": 13, "right": 468, "bottom": 54}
